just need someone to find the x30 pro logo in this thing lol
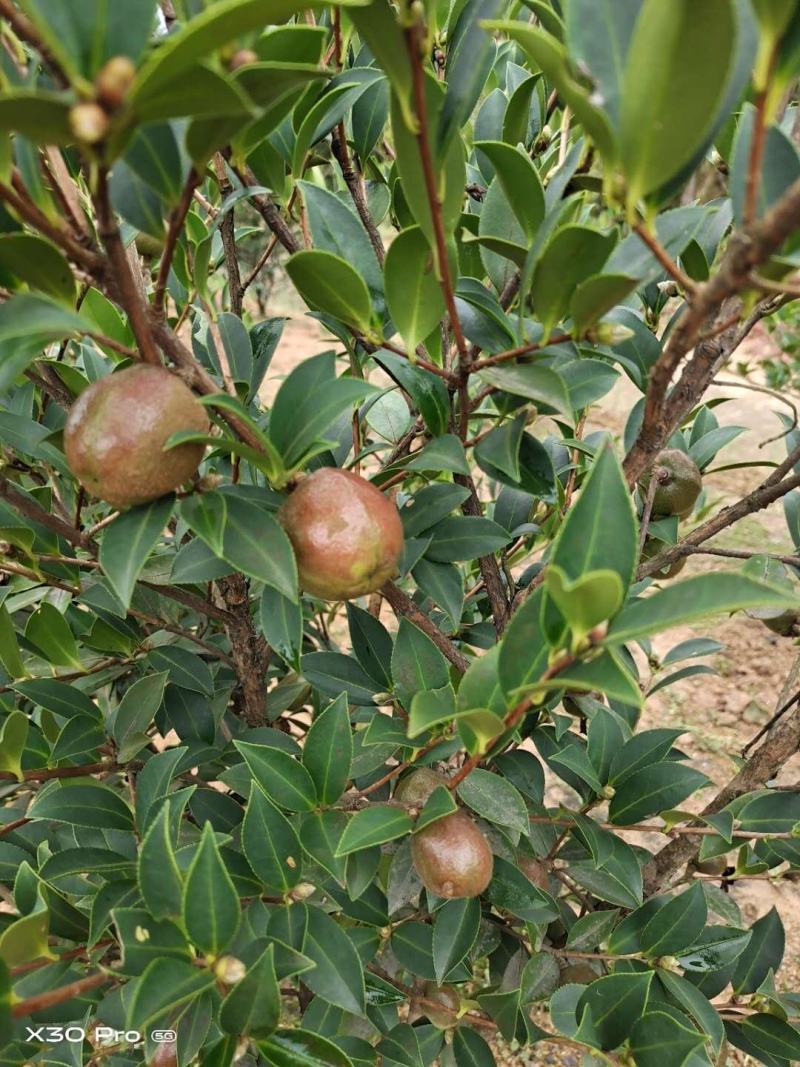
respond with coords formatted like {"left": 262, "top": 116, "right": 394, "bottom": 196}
{"left": 25, "top": 1026, "right": 175, "bottom": 1045}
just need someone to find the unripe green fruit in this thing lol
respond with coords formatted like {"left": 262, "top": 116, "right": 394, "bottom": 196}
{"left": 279, "top": 468, "right": 404, "bottom": 600}
{"left": 696, "top": 855, "right": 728, "bottom": 876}
{"left": 546, "top": 918, "right": 568, "bottom": 947}
{"left": 421, "top": 982, "right": 459, "bottom": 1028}
{"left": 64, "top": 364, "right": 209, "bottom": 508}
{"left": 411, "top": 811, "right": 493, "bottom": 899}
{"left": 69, "top": 102, "right": 110, "bottom": 144}
{"left": 639, "top": 449, "right": 702, "bottom": 519}
{"left": 95, "top": 55, "right": 137, "bottom": 109}
{"left": 558, "top": 963, "right": 598, "bottom": 986}
{"left": 641, "top": 538, "right": 687, "bottom": 579}
{"left": 518, "top": 854, "right": 550, "bottom": 892}
{"left": 747, "top": 607, "right": 800, "bottom": 636}
{"left": 394, "top": 767, "right": 447, "bottom": 805}
{"left": 135, "top": 232, "right": 165, "bottom": 258}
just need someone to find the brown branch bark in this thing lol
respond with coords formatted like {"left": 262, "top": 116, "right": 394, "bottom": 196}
{"left": 642, "top": 702, "right": 800, "bottom": 894}
{"left": 12, "top": 971, "right": 110, "bottom": 1018}
{"left": 232, "top": 166, "right": 300, "bottom": 254}
{"left": 0, "top": 176, "right": 102, "bottom": 275}
{"left": 94, "top": 169, "right": 161, "bottom": 366}
{"left": 456, "top": 474, "right": 510, "bottom": 635}
{"left": 214, "top": 155, "right": 244, "bottom": 317}
{"left": 215, "top": 574, "right": 270, "bottom": 726}
{"left": 404, "top": 21, "right": 468, "bottom": 364}
{"left": 382, "top": 580, "right": 470, "bottom": 674}
{"left": 624, "top": 176, "right": 800, "bottom": 486}
{"left": 154, "top": 169, "right": 200, "bottom": 316}
{"left": 331, "top": 129, "right": 386, "bottom": 266}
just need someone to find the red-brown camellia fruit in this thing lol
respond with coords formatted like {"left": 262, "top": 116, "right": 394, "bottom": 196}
{"left": 411, "top": 811, "right": 494, "bottom": 899}
{"left": 278, "top": 468, "right": 404, "bottom": 599}
{"left": 64, "top": 364, "right": 209, "bottom": 508}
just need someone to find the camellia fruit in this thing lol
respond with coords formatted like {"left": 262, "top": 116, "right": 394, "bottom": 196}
{"left": 394, "top": 767, "right": 448, "bottom": 805}
{"left": 639, "top": 449, "right": 702, "bottom": 519}
{"left": 95, "top": 55, "right": 137, "bottom": 110}
{"left": 278, "top": 468, "right": 403, "bottom": 600}
{"left": 518, "top": 854, "right": 550, "bottom": 892}
{"left": 641, "top": 538, "right": 688, "bottom": 579}
{"left": 69, "top": 102, "right": 110, "bottom": 144}
{"left": 64, "top": 364, "right": 209, "bottom": 508}
{"left": 411, "top": 810, "right": 494, "bottom": 899}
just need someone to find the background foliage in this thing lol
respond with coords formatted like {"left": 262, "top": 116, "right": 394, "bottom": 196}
{"left": 1, "top": 0, "right": 800, "bottom": 1064}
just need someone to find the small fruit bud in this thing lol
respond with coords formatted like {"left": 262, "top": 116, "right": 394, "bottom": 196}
{"left": 95, "top": 55, "right": 137, "bottom": 110}
{"left": 589, "top": 321, "right": 636, "bottom": 346}
{"left": 229, "top": 48, "right": 258, "bottom": 70}
{"left": 600, "top": 785, "right": 616, "bottom": 800}
{"left": 214, "top": 955, "right": 247, "bottom": 985}
{"left": 69, "top": 102, "right": 110, "bottom": 145}
{"left": 655, "top": 955, "right": 681, "bottom": 972}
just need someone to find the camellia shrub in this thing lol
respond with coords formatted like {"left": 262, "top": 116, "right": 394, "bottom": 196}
{"left": 2, "top": 0, "right": 800, "bottom": 1064}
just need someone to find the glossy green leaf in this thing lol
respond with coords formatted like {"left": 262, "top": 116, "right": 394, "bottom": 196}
{"left": 336, "top": 806, "right": 413, "bottom": 856}
{"left": 235, "top": 740, "right": 318, "bottom": 812}
{"left": 457, "top": 769, "right": 529, "bottom": 836}
{"left": 126, "top": 957, "right": 216, "bottom": 1031}
{"left": 640, "top": 883, "right": 707, "bottom": 957}
{"left": 25, "top": 603, "right": 82, "bottom": 669}
{"left": 303, "top": 693, "right": 353, "bottom": 805}
{"left": 99, "top": 496, "right": 175, "bottom": 610}
{"left": 137, "top": 802, "right": 183, "bottom": 920}
{"left": 732, "top": 906, "right": 784, "bottom": 993}
{"left": 477, "top": 363, "right": 571, "bottom": 417}
{"left": 242, "top": 785, "right": 302, "bottom": 894}
{"left": 608, "top": 763, "right": 710, "bottom": 825}
{"left": 112, "top": 671, "right": 168, "bottom": 762}
{"left": 385, "top": 226, "right": 445, "bottom": 353}
{"left": 258, "top": 1028, "right": 355, "bottom": 1067}
{"left": 0, "top": 712, "right": 28, "bottom": 782}
{"left": 577, "top": 971, "right": 653, "bottom": 1050}
{"left": 606, "top": 574, "right": 799, "bottom": 644}
{"left": 301, "top": 903, "right": 366, "bottom": 1015}
{"left": 28, "top": 784, "right": 133, "bottom": 830}
{"left": 433, "top": 897, "right": 480, "bottom": 984}
{"left": 0, "top": 234, "right": 74, "bottom": 302}
{"left": 620, "top": 0, "right": 737, "bottom": 201}
{"left": 286, "top": 250, "right": 374, "bottom": 335}
{"left": 182, "top": 823, "right": 240, "bottom": 955}
{"left": 474, "top": 141, "right": 545, "bottom": 239}
{"left": 270, "top": 351, "right": 377, "bottom": 468}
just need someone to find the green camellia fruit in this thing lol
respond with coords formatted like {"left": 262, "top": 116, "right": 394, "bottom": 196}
{"left": 641, "top": 538, "right": 688, "bottom": 579}
{"left": 394, "top": 767, "right": 448, "bottom": 805}
{"left": 64, "top": 364, "right": 209, "bottom": 508}
{"left": 695, "top": 855, "right": 728, "bottom": 876}
{"left": 279, "top": 468, "right": 404, "bottom": 599}
{"left": 411, "top": 811, "right": 494, "bottom": 899}
{"left": 747, "top": 606, "right": 800, "bottom": 636}
{"left": 640, "top": 449, "right": 702, "bottom": 519}
{"left": 421, "top": 982, "right": 460, "bottom": 1028}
